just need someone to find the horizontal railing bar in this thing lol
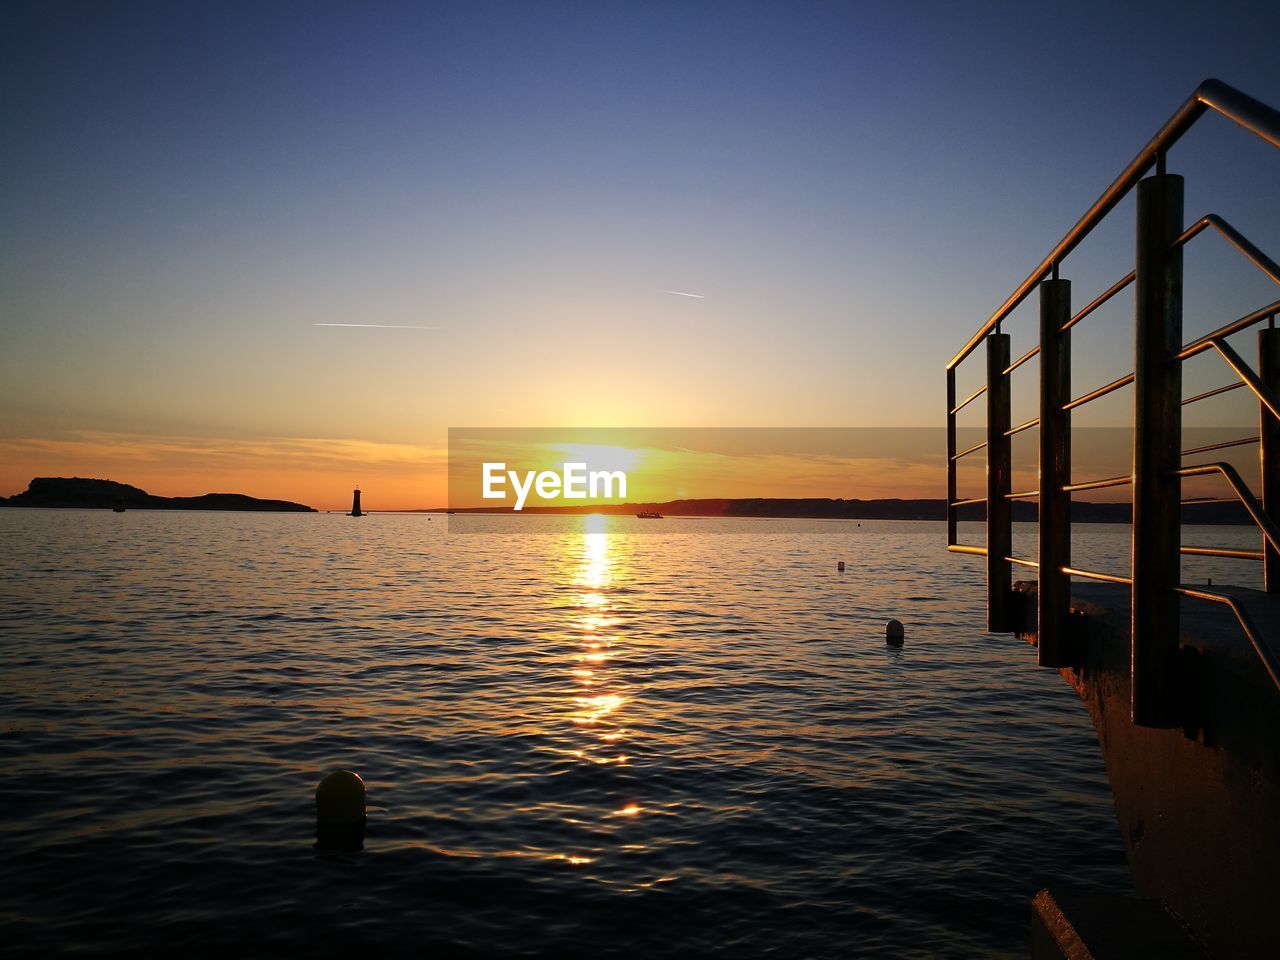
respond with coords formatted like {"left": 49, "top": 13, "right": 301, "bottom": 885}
{"left": 1174, "top": 587, "right": 1280, "bottom": 694}
{"left": 1175, "top": 214, "right": 1280, "bottom": 286}
{"left": 1006, "top": 490, "right": 1039, "bottom": 500}
{"left": 948, "top": 79, "right": 1280, "bottom": 372}
{"left": 1064, "top": 475, "right": 1131, "bottom": 493}
{"left": 1063, "top": 272, "right": 1135, "bottom": 333}
{"left": 1063, "top": 566, "right": 1132, "bottom": 585}
{"left": 951, "top": 496, "right": 987, "bottom": 508}
{"left": 1180, "top": 546, "right": 1264, "bottom": 560}
{"left": 949, "top": 544, "right": 988, "bottom": 557}
{"left": 1178, "top": 300, "right": 1280, "bottom": 359}
{"left": 1064, "top": 373, "right": 1135, "bottom": 411}
{"left": 1181, "top": 435, "right": 1259, "bottom": 457}
{"left": 1182, "top": 498, "right": 1240, "bottom": 505}
{"left": 1209, "top": 339, "right": 1280, "bottom": 422}
{"left": 1207, "top": 215, "right": 1280, "bottom": 285}
{"left": 1006, "top": 417, "right": 1040, "bottom": 437}
{"left": 952, "top": 440, "right": 988, "bottom": 461}
{"left": 1174, "top": 217, "right": 1211, "bottom": 247}
{"left": 1177, "top": 461, "right": 1280, "bottom": 553}
{"left": 1004, "top": 345, "right": 1041, "bottom": 375}
{"left": 1182, "top": 381, "right": 1245, "bottom": 405}
{"left": 951, "top": 385, "right": 987, "bottom": 415}
{"left": 1008, "top": 556, "right": 1039, "bottom": 569}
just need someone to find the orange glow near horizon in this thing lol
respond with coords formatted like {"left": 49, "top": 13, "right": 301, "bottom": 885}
{"left": 445, "top": 431, "right": 963, "bottom": 512}
{"left": 0, "top": 431, "right": 449, "bottom": 512}
{"left": 5, "top": 425, "right": 1216, "bottom": 510}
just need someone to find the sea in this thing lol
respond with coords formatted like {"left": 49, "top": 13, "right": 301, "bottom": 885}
{"left": 0, "top": 511, "right": 1264, "bottom": 957}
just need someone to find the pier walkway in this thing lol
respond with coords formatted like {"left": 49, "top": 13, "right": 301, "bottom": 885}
{"left": 945, "top": 80, "right": 1280, "bottom": 958}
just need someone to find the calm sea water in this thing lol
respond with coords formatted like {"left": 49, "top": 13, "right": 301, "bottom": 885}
{"left": 0, "top": 512, "right": 1263, "bottom": 956}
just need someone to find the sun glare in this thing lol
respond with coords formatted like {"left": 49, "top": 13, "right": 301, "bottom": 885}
{"left": 555, "top": 444, "right": 644, "bottom": 483}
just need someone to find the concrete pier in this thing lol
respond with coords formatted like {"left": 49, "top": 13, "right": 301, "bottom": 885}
{"left": 1012, "top": 581, "right": 1280, "bottom": 958}
{"left": 1030, "top": 890, "right": 1208, "bottom": 959}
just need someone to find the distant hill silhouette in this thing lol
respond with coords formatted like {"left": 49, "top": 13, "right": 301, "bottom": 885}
{"left": 432, "top": 496, "right": 1253, "bottom": 524}
{"left": 0, "top": 477, "right": 316, "bottom": 512}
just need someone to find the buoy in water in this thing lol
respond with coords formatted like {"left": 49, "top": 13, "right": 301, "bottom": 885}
{"left": 886, "top": 619, "right": 905, "bottom": 646}
{"left": 316, "top": 769, "right": 365, "bottom": 824}
{"left": 316, "top": 769, "right": 366, "bottom": 851}
{"left": 837, "top": 561, "right": 845, "bottom": 572}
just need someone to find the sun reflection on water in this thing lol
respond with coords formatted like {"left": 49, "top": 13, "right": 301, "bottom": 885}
{"left": 580, "top": 515, "right": 610, "bottom": 591}
{"left": 564, "top": 515, "right": 636, "bottom": 767}
{"left": 532, "top": 514, "right": 647, "bottom": 869}
{"left": 573, "top": 692, "right": 625, "bottom": 724}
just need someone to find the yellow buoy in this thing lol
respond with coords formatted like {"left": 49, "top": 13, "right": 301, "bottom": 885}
{"left": 316, "top": 769, "right": 366, "bottom": 826}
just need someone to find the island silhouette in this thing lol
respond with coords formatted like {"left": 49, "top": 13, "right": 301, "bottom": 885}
{"left": 0, "top": 477, "right": 316, "bottom": 512}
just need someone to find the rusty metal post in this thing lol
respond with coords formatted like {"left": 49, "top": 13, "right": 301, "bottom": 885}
{"left": 947, "top": 367, "right": 958, "bottom": 548}
{"left": 1132, "top": 172, "right": 1183, "bottom": 728}
{"left": 1038, "top": 278, "right": 1072, "bottom": 666}
{"left": 1261, "top": 325, "right": 1280, "bottom": 591}
{"left": 987, "top": 333, "right": 1012, "bottom": 632}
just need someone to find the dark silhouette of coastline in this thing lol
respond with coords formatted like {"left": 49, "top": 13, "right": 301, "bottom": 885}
{"left": 0, "top": 477, "right": 316, "bottom": 512}
{"left": 424, "top": 497, "right": 1253, "bottom": 524}
{"left": 3, "top": 479, "right": 1250, "bottom": 522}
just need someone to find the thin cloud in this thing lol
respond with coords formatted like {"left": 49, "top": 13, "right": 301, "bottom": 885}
{"left": 660, "top": 289, "right": 705, "bottom": 299}
{"left": 314, "top": 323, "right": 440, "bottom": 329}
{"left": 0, "top": 431, "right": 448, "bottom": 471}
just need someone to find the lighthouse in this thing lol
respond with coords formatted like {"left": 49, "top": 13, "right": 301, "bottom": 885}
{"left": 349, "top": 487, "right": 364, "bottom": 517}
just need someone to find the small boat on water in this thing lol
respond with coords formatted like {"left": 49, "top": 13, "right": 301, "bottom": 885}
{"left": 635, "top": 512, "right": 662, "bottom": 519}
{"left": 112, "top": 496, "right": 126, "bottom": 513}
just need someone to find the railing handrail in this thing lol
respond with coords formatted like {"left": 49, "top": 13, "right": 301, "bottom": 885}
{"left": 948, "top": 79, "right": 1280, "bottom": 371}
{"left": 1174, "top": 586, "right": 1280, "bottom": 694}
{"left": 1176, "top": 462, "right": 1280, "bottom": 555}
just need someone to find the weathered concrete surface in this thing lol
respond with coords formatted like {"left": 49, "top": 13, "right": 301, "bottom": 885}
{"left": 1030, "top": 889, "right": 1207, "bottom": 959}
{"left": 1013, "top": 581, "right": 1280, "bottom": 959}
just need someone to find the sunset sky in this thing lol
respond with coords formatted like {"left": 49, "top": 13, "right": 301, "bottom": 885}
{"left": 3, "top": 1, "right": 1279, "bottom": 510}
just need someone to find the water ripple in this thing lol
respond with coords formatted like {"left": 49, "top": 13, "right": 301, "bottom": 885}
{"left": 2, "top": 512, "right": 1236, "bottom": 955}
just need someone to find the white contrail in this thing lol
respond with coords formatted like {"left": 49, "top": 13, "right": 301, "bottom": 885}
{"left": 660, "top": 289, "right": 705, "bottom": 299}
{"left": 314, "top": 323, "right": 440, "bottom": 329}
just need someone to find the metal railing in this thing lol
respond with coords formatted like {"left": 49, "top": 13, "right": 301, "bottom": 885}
{"left": 945, "top": 79, "right": 1280, "bottom": 726}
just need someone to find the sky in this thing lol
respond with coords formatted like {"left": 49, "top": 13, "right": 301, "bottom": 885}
{"left": 2, "top": 0, "right": 1279, "bottom": 509}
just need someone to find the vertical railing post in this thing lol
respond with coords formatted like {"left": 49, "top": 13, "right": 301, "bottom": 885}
{"left": 987, "top": 332, "right": 1012, "bottom": 632}
{"left": 1038, "top": 278, "right": 1072, "bottom": 666}
{"left": 1132, "top": 171, "right": 1183, "bottom": 728}
{"left": 1260, "top": 322, "right": 1280, "bottom": 591}
{"left": 947, "top": 367, "right": 958, "bottom": 549}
